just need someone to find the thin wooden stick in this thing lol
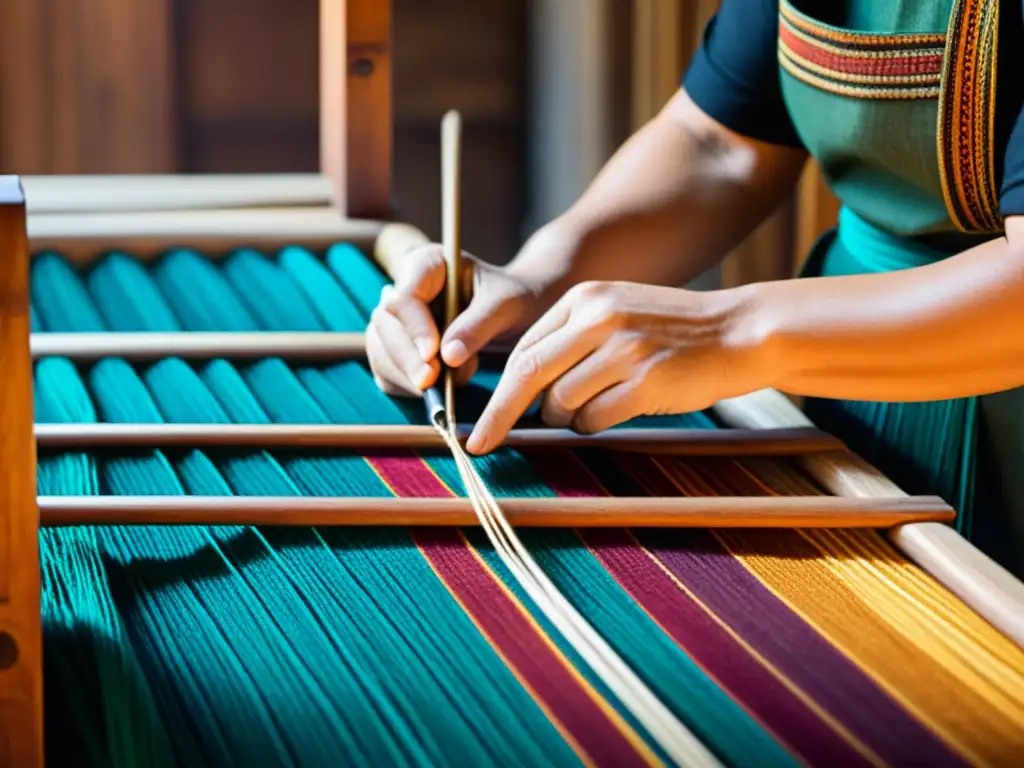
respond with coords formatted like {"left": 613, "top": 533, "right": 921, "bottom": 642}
{"left": 33, "top": 422, "right": 845, "bottom": 455}
{"left": 441, "top": 110, "right": 463, "bottom": 424}
{"left": 27, "top": 208, "right": 382, "bottom": 264}
{"left": 31, "top": 332, "right": 365, "bottom": 361}
{"left": 37, "top": 494, "right": 953, "bottom": 528}
{"left": 712, "top": 388, "right": 1024, "bottom": 650}
{"left": 22, "top": 174, "right": 334, "bottom": 214}
{"left": 373, "top": 223, "right": 431, "bottom": 282}
{"left": 0, "top": 175, "right": 44, "bottom": 766}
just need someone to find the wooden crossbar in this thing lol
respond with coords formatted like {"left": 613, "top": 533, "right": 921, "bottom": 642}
{"left": 33, "top": 423, "right": 844, "bottom": 455}
{"left": 37, "top": 494, "right": 954, "bottom": 529}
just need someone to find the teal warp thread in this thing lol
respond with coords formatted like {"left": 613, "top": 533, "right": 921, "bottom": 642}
{"left": 108, "top": 253, "right": 589, "bottom": 768}
{"left": 33, "top": 248, "right": 588, "bottom": 767}
{"left": 29, "top": 241, "right": 796, "bottom": 767}
{"left": 468, "top": 529, "right": 799, "bottom": 768}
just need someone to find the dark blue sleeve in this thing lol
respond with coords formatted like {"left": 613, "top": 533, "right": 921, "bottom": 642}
{"left": 1001, "top": 109, "right": 1024, "bottom": 218}
{"left": 681, "top": 0, "right": 804, "bottom": 148}
{"left": 998, "top": 1, "right": 1024, "bottom": 218}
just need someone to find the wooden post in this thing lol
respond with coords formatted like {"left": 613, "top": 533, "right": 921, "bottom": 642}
{"left": 630, "top": 0, "right": 684, "bottom": 129}
{"left": 321, "top": 0, "right": 393, "bottom": 220}
{"left": 0, "top": 175, "right": 43, "bottom": 766}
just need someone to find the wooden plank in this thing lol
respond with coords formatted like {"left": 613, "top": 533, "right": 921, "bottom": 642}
{"left": 394, "top": 0, "right": 526, "bottom": 123}
{"left": 36, "top": 494, "right": 956, "bottom": 529}
{"left": 322, "top": 0, "right": 393, "bottom": 219}
{"left": 0, "top": 0, "right": 176, "bottom": 173}
{"left": 0, "top": 176, "right": 43, "bottom": 766}
{"left": 26, "top": 208, "right": 381, "bottom": 263}
{"left": 630, "top": 0, "right": 684, "bottom": 129}
{"left": 22, "top": 174, "right": 334, "bottom": 214}
{"left": 31, "top": 331, "right": 367, "bottom": 360}
{"left": 33, "top": 423, "right": 846, "bottom": 457}
{"left": 178, "top": 0, "right": 320, "bottom": 174}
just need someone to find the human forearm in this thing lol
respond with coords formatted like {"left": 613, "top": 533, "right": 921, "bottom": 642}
{"left": 743, "top": 219, "right": 1024, "bottom": 402}
{"left": 506, "top": 89, "right": 807, "bottom": 296}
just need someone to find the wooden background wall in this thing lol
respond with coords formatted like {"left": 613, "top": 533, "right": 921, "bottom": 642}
{"left": 0, "top": 0, "right": 838, "bottom": 286}
{"left": 0, "top": 0, "right": 528, "bottom": 261}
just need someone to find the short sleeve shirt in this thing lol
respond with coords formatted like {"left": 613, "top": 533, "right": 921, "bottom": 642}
{"left": 681, "top": 0, "right": 1024, "bottom": 218}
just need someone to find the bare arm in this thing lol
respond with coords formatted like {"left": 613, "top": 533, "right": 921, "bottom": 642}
{"left": 369, "top": 88, "right": 807, "bottom": 398}
{"left": 746, "top": 216, "right": 1024, "bottom": 402}
{"left": 506, "top": 88, "right": 808, "bottom": 298}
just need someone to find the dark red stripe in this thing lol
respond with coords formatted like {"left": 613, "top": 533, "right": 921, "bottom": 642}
{"left": 580, "top": 527, "right": 873, "bottom": 765}
{"left": 525, "top": 450, "right": 604, "bottom": 496}
{"left": 415, "top": 527, "right": 650, "bottom": 767}
{"left": 530, "top": 452, "right": 870, "bottom": 762}
{"left": 780, "top": 23, "right": 942, "bottom": 77}
{"left": 365, "top": 451, "right": 448, "bottom": 497}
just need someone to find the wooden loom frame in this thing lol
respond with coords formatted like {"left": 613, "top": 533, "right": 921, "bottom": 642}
{"left": 3, "top": 1, "right": 1024, "bottom": 764}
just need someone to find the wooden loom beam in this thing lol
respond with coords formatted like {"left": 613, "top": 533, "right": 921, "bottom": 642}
{"left": 36, "top": 495, "right": 953, "bottom": 529}
{"left": 0, "top": 175, "right": 44, "bottom": 766}
{"left": 31, "top": 422, "right": 845, "bottom": 456}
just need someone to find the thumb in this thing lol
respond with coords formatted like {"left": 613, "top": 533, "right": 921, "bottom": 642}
{"left": 441, "top": 286, "right": 524, "bottom": 368}
{"left": 394, "top": 244, "right": 447, "bottom": 303}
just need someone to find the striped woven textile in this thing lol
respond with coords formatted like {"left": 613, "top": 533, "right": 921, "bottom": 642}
{"left": 31, "top": 244, "right": 1024, "bottom": 767}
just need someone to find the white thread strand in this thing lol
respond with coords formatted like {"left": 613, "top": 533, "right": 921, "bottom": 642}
{"left": 435, "top": 421, "right": 721, "bottom": 768}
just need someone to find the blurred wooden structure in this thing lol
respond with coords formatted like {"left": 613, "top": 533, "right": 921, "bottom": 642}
{"left": 0, "top": 0, "right": 528, "bottom": 261}
{"left": 0, "top": 0, "right": 838, "bottom": 284}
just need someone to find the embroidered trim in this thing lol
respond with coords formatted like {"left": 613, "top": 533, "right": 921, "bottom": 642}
{"left": 780, "top": 0, "right": 946, "bottom": 48}
{"left": 778, "top": 9, "right": 944, "bottom": 100}
{"left": 937, "top": 0, "right": 1002, "bottom": 233}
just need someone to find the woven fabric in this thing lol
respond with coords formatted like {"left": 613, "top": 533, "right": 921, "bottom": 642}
{"left": 31, "top": 244, "right": 1024, "bottom": 767}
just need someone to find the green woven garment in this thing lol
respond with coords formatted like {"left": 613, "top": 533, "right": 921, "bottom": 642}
{"left": 31, "top": 244, "right": 795, "bottom": 768}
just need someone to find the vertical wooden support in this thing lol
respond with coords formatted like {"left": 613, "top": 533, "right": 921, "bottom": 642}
{"left": 794, "top": 163, "right": 841, "bottom": 274}
{"left": 630, "top": 0, "right": 684, "bottom": 129}
{"left": 321, "top": 0, "right": 393, "bottom": 220}
{"left": 0, "top": 176, "right": 43, "bottom": 766}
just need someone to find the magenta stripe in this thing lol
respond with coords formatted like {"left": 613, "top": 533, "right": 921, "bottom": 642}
{"left": 366, "top": 451, "right": 448, "bottom": 497}
{"left": 581, "top": 527, "right": 873, "bottom": 765}
{"left": 415, "top": 528, "right": 650, "bottom": 767}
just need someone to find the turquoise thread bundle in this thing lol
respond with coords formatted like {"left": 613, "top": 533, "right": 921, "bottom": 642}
{"left": 32, "top": 244, "right": 794, "bottom": 767}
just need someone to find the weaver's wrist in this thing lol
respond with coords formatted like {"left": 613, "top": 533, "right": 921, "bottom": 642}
{"left": 711, "top": 281, "right": 787, "bottom": 397}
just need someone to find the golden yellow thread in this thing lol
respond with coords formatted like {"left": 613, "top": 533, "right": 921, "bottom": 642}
{"left": 719, "top": 528, "right": 1024, "bottom": 765}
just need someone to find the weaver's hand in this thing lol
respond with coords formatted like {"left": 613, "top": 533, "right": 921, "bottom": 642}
{"left": 466, "top": 281, "right": 764, "bottom": 454}
{"left": 367, "top": 244, "right": 549, "bottom": 397}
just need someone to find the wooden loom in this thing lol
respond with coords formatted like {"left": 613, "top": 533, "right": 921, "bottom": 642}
{"left": 4, "top": 1, "right": 1024, "bottom": 764}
